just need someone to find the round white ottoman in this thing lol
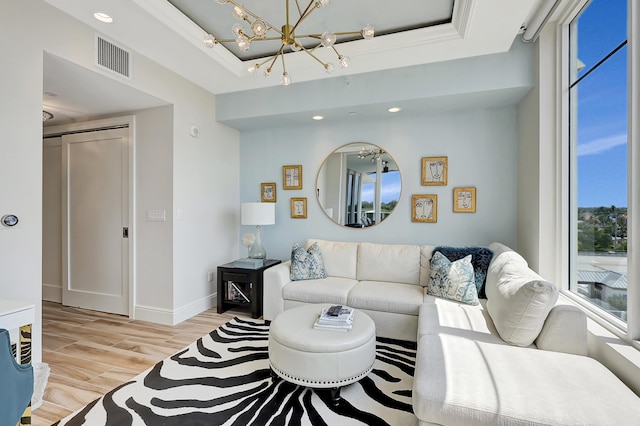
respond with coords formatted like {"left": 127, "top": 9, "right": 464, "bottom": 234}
{"left": 268, "top": 304, "right": 376, "bottom": 404}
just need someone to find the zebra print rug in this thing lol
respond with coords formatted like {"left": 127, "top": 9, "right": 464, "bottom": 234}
{"left": 56, "top": 317, "right": 418, "bottom": 426}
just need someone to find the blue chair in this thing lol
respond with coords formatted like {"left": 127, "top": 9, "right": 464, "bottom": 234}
{"left": 0, "top": 328, "right": 33, "bottom": 426}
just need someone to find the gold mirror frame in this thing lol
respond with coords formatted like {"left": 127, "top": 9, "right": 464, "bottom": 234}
{"left": 316, "top": 142, "right": 401, "bottom": 228}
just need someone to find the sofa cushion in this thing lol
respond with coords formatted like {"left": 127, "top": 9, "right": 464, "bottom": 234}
{"left": 282, "top": 277, "right": 357, "bottom": 306}
{"left": 434, "top": 246, "right": 494, "bottom": 298}
{"left": 419, "top": 245, "right": 436, "bottom": 286}
{"left": 486, "top": 258, "right": 559, "bottom": 347}
{"left": 290, "top": 242, "right": 327, "bottom": 281}
{"left": 428, "top": 252, "right": 479, "bottom": 305}
{"left": 347, "top": 281, "right": 424, "bottom": 315}
{"left": 306, "top": 239, "right": 358, "bottom": 280}
{"left": 356, "top": 242, "right": 421, "bottom": 285}
{"left": 413, "top": 333, "right": 640, "bottom": 425}
{"left": 418, "top": 299, "right": 511, "bottom": 346}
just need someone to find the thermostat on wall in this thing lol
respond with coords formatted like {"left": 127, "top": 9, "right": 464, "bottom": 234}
{"left": 1, "top": 214, "right": 19, "bottom": 227}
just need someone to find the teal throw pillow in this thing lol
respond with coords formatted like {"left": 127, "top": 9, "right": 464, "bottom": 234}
{"left": 428, "top": 251, "right": 479, "bottom": 305}
{"left": 290, "top": 242, "right": 328, "bottom": 281}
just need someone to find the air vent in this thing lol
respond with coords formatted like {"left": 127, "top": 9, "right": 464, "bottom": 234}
{"left": 95, "top": 34, "right": 131, "bottom": 79}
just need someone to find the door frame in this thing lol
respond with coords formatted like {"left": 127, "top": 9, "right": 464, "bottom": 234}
{"left": 44, "top": 116, "right": 136, "bottom": 318}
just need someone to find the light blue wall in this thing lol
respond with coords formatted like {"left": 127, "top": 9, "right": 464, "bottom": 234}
{"left": 240, "top": 106, "right": 519, "bottom": 261}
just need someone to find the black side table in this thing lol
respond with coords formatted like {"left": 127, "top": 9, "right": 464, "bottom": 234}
{"left": 217, "top": 259, "right": 281, "bottom": 319}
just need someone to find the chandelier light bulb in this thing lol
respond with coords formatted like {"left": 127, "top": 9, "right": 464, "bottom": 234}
{"left": 281, "top": 72, "right": 291, "bottom": 86}
{"left": 232, "top": 5, "right": 246, "bottom": 20}
{"left": 203, "top": 34, "right": 216, "bottom": 48}
{"left": 252, "top": 19, "right": 267, "bottom": 37}
{"left": 290, "top": 42, "right": 301, "bottom": 52}
{"left": 324, "top": 63, "right": 334, "bottom": 73}
{"left": 232, "top": 23, "right": 244, "bottom": 36}
{"left": 248, "top": 63, "right": 259, "bottom": 74}
{"left": 338, "top": 55, "right": 350, "bottom": 68}
{"left": 236, "top": 34, "right": 250, "bottom": 51}
{"left": 321, "top": 31, "right": 336, "bottom": 48}
{"left": 362, "top": 24, "right": 375, "bottom": 40}
{"left": 264, "top": 67, "right": 272, "bottom": 77}
{"left": 318, "top": 0, "right": 330, "bottom": 7}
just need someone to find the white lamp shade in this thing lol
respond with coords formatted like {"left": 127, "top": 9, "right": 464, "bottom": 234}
{"left": 241, "top": 202, "right": 275, "bottom": 226}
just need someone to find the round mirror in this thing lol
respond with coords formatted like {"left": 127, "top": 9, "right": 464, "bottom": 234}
{"left": 316, "top": 143, "right": 401, "bottom": 228}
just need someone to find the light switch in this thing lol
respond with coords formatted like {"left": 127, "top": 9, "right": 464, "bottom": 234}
{"left": 147, "top": 210, "right": 166, "bottom": 222}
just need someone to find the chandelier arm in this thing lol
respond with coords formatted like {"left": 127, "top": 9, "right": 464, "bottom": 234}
{"left": 281, "top": 51, "right": 287, "bottom": 74}
{"left": 290, "top": 0, "right": 321, "bottom": 34}
{"left": 294, "top": 0, "right": 304, "bottom": 16}
{"left": 266, "top": 46, "right": 286, "bottom": 72}
{"left": 226, "top": 0, "right": 283, "bottom": 37}
{"left": 305, "top": 31, "right": 364, "bottom": 38}
{"left": 298, "top": 43, "right": 329, "bottom": 67}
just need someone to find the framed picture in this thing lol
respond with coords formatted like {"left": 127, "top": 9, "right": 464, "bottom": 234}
{"left": 412, "top": 194, "right": 437, "bottom": 223}
{"left": 453, "top": 187, "right": 476, "bottom": 213}
{"left": 261, "top": 182, "right": 276, "bottom": 202}
{"left": 421, "top": 157, "right": 448, "bottom": 186}
{"left": 283, "top": 165, "right": 302, "bottom": 190}
{"left": 290, "top": 197, "right": 307, "bottom": 219}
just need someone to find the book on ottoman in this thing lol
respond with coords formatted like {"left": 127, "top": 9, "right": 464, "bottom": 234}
{"left": 314, "top": 306, "right": 354, "bottom": 331}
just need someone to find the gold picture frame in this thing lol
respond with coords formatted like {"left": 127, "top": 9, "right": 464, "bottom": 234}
{"left": 283, "top": 165, "right": 302, "bottom": 190}
{"left": 412, "top": 194, "right": 437, "bottom": 223}
{"left": 453, "top": 187, "right": 476, "bottom": 213}
{"left": 421, "top": 156, "right": 448, "bottom": 186}
{"left": 261, "top": 182, "right": 276, "bottom": 202}
{"left": 290, "top": 197, "right": 307, "bottom": 219}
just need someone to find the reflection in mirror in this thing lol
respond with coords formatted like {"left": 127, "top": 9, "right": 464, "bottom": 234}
{"left": 316, "top": 143, "right": 401, "bottom": 228}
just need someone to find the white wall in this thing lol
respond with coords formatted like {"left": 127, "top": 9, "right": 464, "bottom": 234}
{"left": 240, "top": 107, "right": 519, "bottom": 261}
{"left": 130, "top": 106, "right": 175, "bottom": 317}
{"left": 1, "top": 1, "right": 241, "bottom": 364}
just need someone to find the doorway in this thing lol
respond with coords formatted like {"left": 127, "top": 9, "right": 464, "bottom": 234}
{"left": 43, "top": 117, "right": 135, "bottom": 317}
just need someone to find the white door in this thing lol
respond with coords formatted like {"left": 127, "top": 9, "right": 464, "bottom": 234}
{"left": 61, "top": 128, "right": 129, "bottom": 315}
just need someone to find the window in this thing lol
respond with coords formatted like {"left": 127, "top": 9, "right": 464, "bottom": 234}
{"left": 568, "top": 0, "right": 628, "bottom": 321}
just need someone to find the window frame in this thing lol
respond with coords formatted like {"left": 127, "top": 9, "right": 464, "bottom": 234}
{"left": 558, "top": 0, "right": 640, "bottom": 344}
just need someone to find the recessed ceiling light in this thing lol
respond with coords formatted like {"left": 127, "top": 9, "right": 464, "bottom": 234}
{"left": 93, "top": 12, "right": 114, "bottom": 23}
{"left": 388, "top": 107, "right": 401, "bottom": 113}
{"left": 312, "top": 115, "right": 324, "bottom": 121}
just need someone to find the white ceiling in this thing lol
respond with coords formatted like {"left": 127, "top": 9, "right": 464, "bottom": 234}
{"left": 41, "top": 0, "right": 546, "bottom": 127}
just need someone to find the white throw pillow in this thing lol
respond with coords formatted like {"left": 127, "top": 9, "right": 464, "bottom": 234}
{"left": 486, "top": 259, "right": 559, "bottom": 347}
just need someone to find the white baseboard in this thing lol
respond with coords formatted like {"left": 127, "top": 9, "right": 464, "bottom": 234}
{"left": 42, "top": 283, "right": 62, "bottom": 303}
{"left": 134, "top": 293, "right": 217, "bottom": 326}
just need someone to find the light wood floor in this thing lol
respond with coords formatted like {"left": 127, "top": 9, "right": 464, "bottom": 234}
{"left": 32, "top": 301, "right": 251, "bottom": 426}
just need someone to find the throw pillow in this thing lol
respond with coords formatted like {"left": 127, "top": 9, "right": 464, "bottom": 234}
{"left": 434, "top": 246, "right": 494, "bottom": 299}
{"left": 485, "top": 258, "right": 559, "bottom": 347}
{"left": 290, "top": 242, "right": 328, "bottom": 281}
{"left": 428, "top": 251, "right": 479, "bottom": 305}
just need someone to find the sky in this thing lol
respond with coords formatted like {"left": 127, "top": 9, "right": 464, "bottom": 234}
{"left": 575, "top": 0, "right": 628, "bottom": 208}
{"left": 361, "top": 171, "right": 401, "bottom": 204}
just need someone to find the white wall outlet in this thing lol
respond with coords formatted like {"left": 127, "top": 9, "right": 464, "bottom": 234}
{"left": 207, "top": 271, "right": 214, "bottom": 282}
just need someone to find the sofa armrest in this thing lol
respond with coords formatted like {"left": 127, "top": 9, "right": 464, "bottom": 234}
{"left": 535, "top": 304, "right": 588, "bottom": 356}
{"left": 263, "top": 261, "right": 291, "bottom": 321}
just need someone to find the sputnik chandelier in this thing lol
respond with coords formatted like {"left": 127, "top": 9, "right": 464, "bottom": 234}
{"left": 203, "top": 0, "right": 375, "bottom": 85}
{"left": 358, "top": 147, "right": 383, "bottom": 162}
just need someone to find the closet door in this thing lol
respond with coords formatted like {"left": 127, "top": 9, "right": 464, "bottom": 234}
{"left": 61, "top": 128, "right": 129, "bottom": 315}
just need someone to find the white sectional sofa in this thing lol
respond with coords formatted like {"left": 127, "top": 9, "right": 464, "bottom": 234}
{"left": 263, "top": 239, "right": 640, "bottom": 425}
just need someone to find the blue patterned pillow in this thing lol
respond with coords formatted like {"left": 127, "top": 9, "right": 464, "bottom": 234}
{"left": 434, "top": 246, "right": 494, "bottom": 299}
{"left": 428, "top": 251, "right": 479, "bottom": 305}
{"left": 290, "top": 242, "right": 328, "bottom": 281}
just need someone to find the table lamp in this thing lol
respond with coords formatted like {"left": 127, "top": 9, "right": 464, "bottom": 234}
{"left": 241, "top": 202, "right": 275, "bottom": 259}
